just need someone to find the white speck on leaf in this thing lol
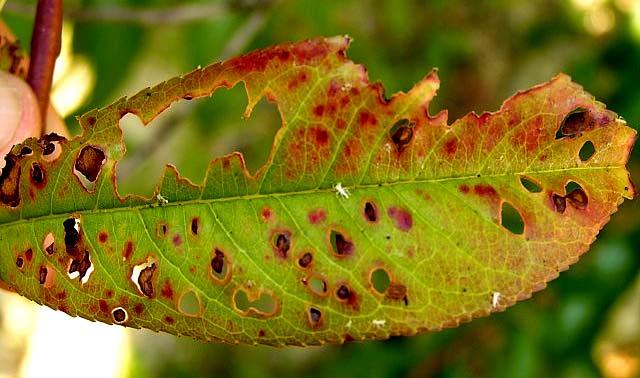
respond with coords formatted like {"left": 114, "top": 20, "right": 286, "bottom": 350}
{"left": 372, "top": 319, "right": 386, "bottom": 327}
{"left": 492, "top": 292, "right": 501, "bottom": 308}
{"left": 156, "top": 194, "right": 169, "bottom": 205}
{"left": 335, "top": 183, "right": 350, "bottom": 199}
{"left": 346, "top": 320, "right": 352, "bottom": 328}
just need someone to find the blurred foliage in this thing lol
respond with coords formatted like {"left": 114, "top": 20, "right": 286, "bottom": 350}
{"left": 1, "top": 0, "right": 639, "bottom": 377}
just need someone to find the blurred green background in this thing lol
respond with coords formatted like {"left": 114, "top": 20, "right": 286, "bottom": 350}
{"left": 1, "top": 0, "right": 639, "bottom": 377}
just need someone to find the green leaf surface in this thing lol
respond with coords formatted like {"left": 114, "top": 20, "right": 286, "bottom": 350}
{"left": 0, "top": 36, "right": 635, "bottom": 346}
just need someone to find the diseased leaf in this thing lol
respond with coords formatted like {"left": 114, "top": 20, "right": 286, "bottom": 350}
{"left": 0, "top": 36, "right": 635, "bottom": 346}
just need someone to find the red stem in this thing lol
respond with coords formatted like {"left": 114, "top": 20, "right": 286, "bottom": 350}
{"left": 26, "top": 0, "right": 63, "bottom": 134}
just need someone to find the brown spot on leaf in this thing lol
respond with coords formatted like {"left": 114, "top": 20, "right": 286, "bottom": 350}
{"left": 567, "top": 188, "right": 588, "bottom": 209}
{"left": 38, "top": 265, "right": 48, "bottom": 285}
{"left": 335, "top": 282, "right": 359, "bottom": 310}
{"left": 390, "top": 119, "right": 414, "bottom": 153}
{"left": 138, "top": 264, "right": 157, "bottom": 298}
{"left": 161, "top": 280, "right": 174, "bottom": 299}
{"left": 443, "top": 138, "right": 458, "bottom": 156}
{"left": 261, "top": 207, "right": 273, "bottom": 222}
{"left": 336, "top": 284, "right": 352, "bottom": 301}
{"left": 363, "top": 201, "right": 378, "bottom": 223}
{"left": 123, "top": 240, "right": 134, "bottom": 261}
{"left": 387, "top": 207, "right": 413, "bottom": 231}
{"left": 210, "top": 248, "right": 231, "bottom": 283}
{"left": 172, "top": 234, "right": 183, "bottom": 247}
{"left": 98, "top": 231, "right": 108, "bottom": 243}
{"left": 288, "top": 71, "right": 308, "bottom": 90}
{"left": 552, "top": 193, "right": 567, "bottom": 214}
{"left": 74, "top": 145, "right": 106, "bottom": 182}
{"left": 164, "top": 316, "right": 175, "bottom": 324}
{"left": 473, "top": 184, "right": 497, "bottom": 197}
{"left": 258, "top": 329, "right": 266, "bottom": 337}
{"left": 386, "top": 283, "right": 408, "bottom": 302}
{"left": 358, "top": 110, "right": 377, "bottom": 127}
{"left": 313, "top": 104, "right": 325, "bottom": 117}
{"left": 310, "top": 126, "right": 329, "bottom": 145}
{"left": 0, "top": 153, "right": 21, "bottom": 207}
{"left": 30, "top": 162, "right": 46, "bottom": 188}
{"left": 134, "top": 303, "right": 145, "bottom": 315}
{"left": 99, "top": 299, "right": 109, "bottom": 313}
{"left": 297, "top": 252, "right": 313, "bottom": 269}
{"left": 25, "top": 248, "right": 33, "bottom": 262}
{"left": 459, "top": 184, "right": 470, "bottom": 194}
{"left": 86, "top": 116, "right": 96, "bottom": 126}
{"left": 156, "top": 222, "right": 169, "bottom": 237}
{"left": 190, "top": 217, "right": 200, "bottom": 235}
{"left": 308, "top": 209, "right": 326, "bottom": 224}
{"left": 329, "top": 229, "right": 354, "bottom": 257}
{"left": 272, "top": 231, "right": 291, "bottom": 259}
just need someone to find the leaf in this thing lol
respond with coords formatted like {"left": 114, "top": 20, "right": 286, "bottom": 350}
{"left": 0, "top": 36, "right": 635, "bottom": 346}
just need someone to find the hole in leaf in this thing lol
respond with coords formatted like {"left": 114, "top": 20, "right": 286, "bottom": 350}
{"left": 116, "top": 85, "right": 280, "bottom": 195}
{"left": 210, "top": 248, "right": 231, "bottom": 283}
{"left": 390, "top": 118, "right": 414, "bottom": 153}
{"left": 42, "top": 233, "right": 55, "bottom": 255}
{"left": 556, "top": 108, "right": 589, "bottom": 139}
{"left": 15, "top": 256, "right": 24, "bottom": 269}
{"left": 63, "top": 217, "right": 81, "bottom": 254}
{"left": 40, "top": 264, "right": 56, "bottom": 288}
{"left": 307, "top": 274, "right": 328, "bottom": 296}
{"left": 131, "top": 258, "right": 157, "bottom": 298}
{"left": 73, "top": 145, "right": 106, "bottom": 191}
{"left": 370, "top": 268, "right": 391, "bottom": 294}
{"left": 233, "top": 289, "right": 279, "bottom": 317}
{"left": 178, "top": 290, "right": 202, "bottom": 317}
{"left": 520, "top": 176, "right": 542, "bottom": 193}
{"left": 579, "top": 140, "right": 596, "bottom": 161}
{"left": 307, "top": 306, "right": 323, "bottom": 328}
{"left": 297, "top": 252, "right": 313, "bottom": 269}
{"left": 67, "top": 251, "right": 93, "bottom": 284}
{"left": 272, "top": 231, "right": 291, "bottom": 259}
{"left": 565, "top": 181, "right": 581, "bottom": 194}
{"left": 363, "top": 201, "right": 378, "bottom": 223}
{"left": 39, "top": 133, "right": 65, "bottom": 161}
{"left": 111, "top": 307, "right": 128, "bottom": 324}
{"left": 20, "top": 146, "right": 32, "bottom": 156}
{"left": 329, "top": 229, "right": 354, "bottom": 257}
{"left": 565, "top": 181, "right": 588, "bottom": 209}
{"left": 500, "top": 202, "right": 524, "bottom": 234}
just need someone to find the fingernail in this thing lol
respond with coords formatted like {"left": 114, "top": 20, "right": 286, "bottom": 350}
{"left": 0, "top": 71, "right": 24, "bottom": 152}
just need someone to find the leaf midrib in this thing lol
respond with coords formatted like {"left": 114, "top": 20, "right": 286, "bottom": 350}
{"left": 1, "top": 165, "right": 621, "bottom": 227}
